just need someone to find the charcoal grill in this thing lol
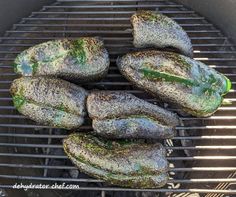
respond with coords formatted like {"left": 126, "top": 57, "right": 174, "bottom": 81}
{"left": 0, "top": 0, "right": 236, "bottom": 196}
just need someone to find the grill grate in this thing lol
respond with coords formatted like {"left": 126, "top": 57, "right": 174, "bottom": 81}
{"left": 0, "top": 0, "right": 236, "bottom": 195}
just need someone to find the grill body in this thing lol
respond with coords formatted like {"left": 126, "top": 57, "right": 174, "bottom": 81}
{"left": 0, "top": 0, "right": 236, "bottom": 196}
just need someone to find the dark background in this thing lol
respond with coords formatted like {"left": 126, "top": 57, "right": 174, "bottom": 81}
{"left": 0, "top": 0, "right": 54, "bottom": 36}
{"left": 175, "top": 0, "right": 236, "bottom": 44}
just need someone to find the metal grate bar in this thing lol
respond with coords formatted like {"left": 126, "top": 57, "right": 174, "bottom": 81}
{"left": 1, "top": 124, "right": 236, "bottom": 131}
{"left": 0, "top": 49, "right": 236, "bottom": 56}
{"left": 32, "top": 10, "right": 196, "bottom": 14}
{"left": 0, "top": 49, "right": 230, "bottom": 54}
{"left": 1, "top": 43, "right": 232, "bottom": 47}
{"left": 0, "top": 163, "right": 236, "bottom": 172}
{"left": 1, "top": 57, "right": 236, "bottom": 62}
{"left": 21, "top": 17, "right": 205, "bottom": 21}
{"left": 0, "top": 37, "right": 229, "bottom": 42}
{"left": 0, "top": 133, "right": 236, "bottom": 140}
{"left": 2, "top": 106, "right": 236, "bottom": 112}
{"left": 2, "top": 36, "right": 224, "bottom": 40}
{"left": 0, "top": 132, "right": 236, "bottom": 141}
{"left": 6, "top": 30, "right": 221, "bottom": 34}
{"left": 0, "top": 114, "right": 236, "bottom": 121}
{"left": 2, "top": 50, "right": 235, "bottom": 55}
{"left": 0, "top": 185, "right": 234, "bottom": 194}
{"left": 1, "top": 79, "right": 236, "bottom": 85}
{"left": 1, "top": 103, "right": 236, "bottom": 109}
{"left": 0, "top": 133, "right": 67, "bottom": 138}
{"left": 44, "top": 5, "right": 185, "bottom": 8}
{"left": 58, "top": 0, "right": 169, "bottom": 1}
{"left": 0, "top": 174, "right": 235, "bottom": 184}
{"left": 12, "top": 23, "right": 215, "bottom": 27}
{"left": 1, "top": 87, "right": 236, "bottom": 92}
{"left": 0, "top": 143, "right": 236, "bottom": 150}
{"left": 8, "top": 65, "right": 236, "bottom": 69}
{"left": 0, "top": 153, "right": 235, "bottom": 160}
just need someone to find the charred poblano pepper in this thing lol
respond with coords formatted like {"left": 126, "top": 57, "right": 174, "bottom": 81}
{"left": 117, "top": 50, "right": 231, "bottom": 117}
{"left": 63, "top": 133, "right": 169, "bottom": 188}
{"left": 13, "top": 37, "right": 110, "bottom": 81}
{"left": 131, "top": 10, "right": 193, "bottom": 57}
{"left": 87, "top": 91, "right": 179, "bottom": 139}
{"left": 10, "top": 77, "right": 88, "bottom": 129}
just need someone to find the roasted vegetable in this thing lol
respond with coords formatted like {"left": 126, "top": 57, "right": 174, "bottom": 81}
{"left": 131, "top": 10, "right": 193, "bottom": 57}
{"left": 63, "top": 133, "right": 169, "bottom": 188}
{"left": 87, "top": 91, "right": 179, "bottom": 139}
{"left": 10, "top": 77, "right": 88, "bottom": 129}
{"left": 117, "top": 50, "right": 231, "bottom": 117}
{"left": 13, "top": 37, "right": 110, "bottom": 81}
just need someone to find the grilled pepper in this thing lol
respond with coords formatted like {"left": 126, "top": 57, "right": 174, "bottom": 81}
{"left": 13, "top": 37, "right": 110, "bottom": 81}
{"left": 87, "top": 91, "right": 179, "bottom": 139}
{"left": 117, "top": 50, "right": 231, "bottom": 117}
{"left": 10, "top": 77, "right": 88, "bottom": 129}
{"left": 131, "top": 10, "right": 193, "bottom": 57}
{"left": 63, "top": 133, "right": 169, "bottom": 188}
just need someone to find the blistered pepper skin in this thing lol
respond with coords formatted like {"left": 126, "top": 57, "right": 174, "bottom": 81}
{"left": 131, "top": 10, "right": 193, "bottom": 57}
{"left": 10, "top": 77, "right": 88, "bottom": 129}
{"left": 13, "top": 37, "right": 110, "bottom": 82}
{"left": 63, "top": 133, "right": 169, "bottom": 188}
{"left": 87, "top": 91, "right": 179, "bottom": 139}
{"left": 117, "top": 50, "right": 231, "bottom": 117}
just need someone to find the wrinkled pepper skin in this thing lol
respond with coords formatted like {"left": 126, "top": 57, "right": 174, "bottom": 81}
{"left": 87, "top": 91, "right": 179, "bottom": 139}
{"left": 13, "top": 37, "right": 110, "bottom": 82}
{"left": 63, "top": 133, "right": 169, "bottom": 188}
{"left": 131, "top": 10, "right": 193, "bottom": 57}
{"left": 10, "top": 77, "right": 88, "bottom": 129}
{"left": 117, "top": 51, "right": 231, "bottom": 117}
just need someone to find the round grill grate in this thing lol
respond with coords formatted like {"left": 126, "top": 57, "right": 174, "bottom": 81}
{"left": 0, "top": 0, "right": 236, "bottom": 196}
